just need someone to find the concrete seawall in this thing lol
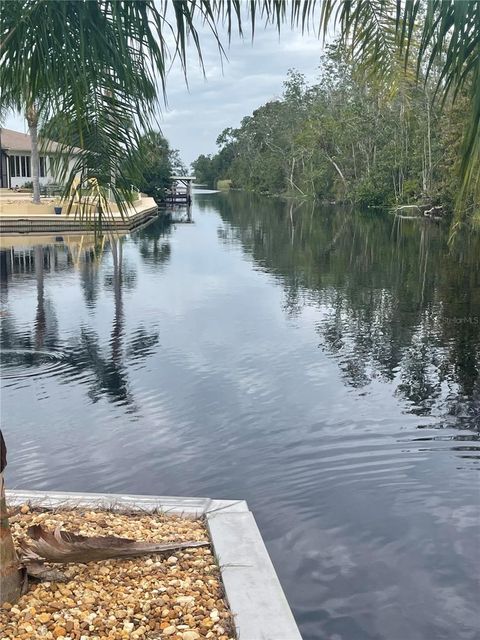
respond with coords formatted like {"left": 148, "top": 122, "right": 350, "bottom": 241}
{"left": 0, "top": 196, "right": 158, "bottom": 233}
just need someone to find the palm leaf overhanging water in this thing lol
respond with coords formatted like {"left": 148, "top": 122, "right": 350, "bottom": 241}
{"left": 0, "top": 1, "right": 478, "bottom": 224}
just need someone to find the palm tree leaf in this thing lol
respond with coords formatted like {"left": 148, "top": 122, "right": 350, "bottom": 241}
{"left": 2, "top": 0, "right": 478, "bottom": 224}
{"left": 21, "top": 524, "right": 209, "bottom": 564}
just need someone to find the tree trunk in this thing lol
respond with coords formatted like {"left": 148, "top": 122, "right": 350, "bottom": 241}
{"left": 425, "top": 93, "right": 432, "bottom": 195}
{"left": 0, "top": 431, "right": 22, "bottom": 605}
{"left": 26, "top": 105, "right": 41, "bottom": 204}
{"left": 325, "top": 153, "right": 348, "bottom": 190}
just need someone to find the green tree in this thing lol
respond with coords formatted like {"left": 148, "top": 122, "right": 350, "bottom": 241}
{"left": 2, "top": 1, "right": 479, "bottom": 222}
{"left": 194, "top": 41, "right": 478, "bottom": 220}
{"left": 191, "top": 154, "right": 215, "bottom": 188}
{"left": 123, "top": 131, "right": 173, "bottom": 203}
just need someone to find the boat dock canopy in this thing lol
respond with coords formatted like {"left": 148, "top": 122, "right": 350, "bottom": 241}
{"left": 166, "top": 175, "right": 196, "bottom": 206}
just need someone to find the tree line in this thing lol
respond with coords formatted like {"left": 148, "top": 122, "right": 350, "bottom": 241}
{"left": 2, "top": 2, "right": 479, "bottom": 223}
{"left": 192, "top": 44, "right": 479, "bottom": 225}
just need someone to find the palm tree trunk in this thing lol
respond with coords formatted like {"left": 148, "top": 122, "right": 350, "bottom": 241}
{"left": 26, "top": 105, "right": 41, "bottom": 204}
{"left": 0, "top": 431, "right": 22, "bottom": 605}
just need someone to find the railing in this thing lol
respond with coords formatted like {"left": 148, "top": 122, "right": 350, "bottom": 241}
{"left": 40, "top": 184, "right": 63, "bottom": 197}
{"left": 38, "top": 185, "right": 142, "bottom": 201}
{"left": 107, "top": 186, "right": 141, "bottom": 202}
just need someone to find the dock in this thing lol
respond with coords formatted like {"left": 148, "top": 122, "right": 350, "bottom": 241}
{"left": 0, "top": 192, "right": 158, "bottom": 233}
{"left": 164, "top": 175, "right": 195, "bottom": 206}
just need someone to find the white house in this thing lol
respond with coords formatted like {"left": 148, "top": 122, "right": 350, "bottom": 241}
{"left": 0, "top": 128, "right": 79, "bottom": 190}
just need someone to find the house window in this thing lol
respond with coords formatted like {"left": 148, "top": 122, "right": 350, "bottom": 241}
{"left": 9, "top": 154, "right": 32, "bottom": 178}
{"left": 40, "top": 156, "right": 46, "bottom": 177}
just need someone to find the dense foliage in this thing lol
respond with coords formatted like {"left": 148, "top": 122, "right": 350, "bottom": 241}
{"left": 1, "top": 1, "right": 479, "bottom": 221}
{"left": 2, "top": 1, "right": 479, "bottom": 219}
{"left": 193, "top": 45, "right": 478, "bottom": 223}
{"left": 122, "top": 131, "right": 182, "bottom": 203}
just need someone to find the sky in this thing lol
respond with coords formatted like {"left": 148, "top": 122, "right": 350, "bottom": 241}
{"left": 4, "top": 12, "right": 326, "bottom": 167}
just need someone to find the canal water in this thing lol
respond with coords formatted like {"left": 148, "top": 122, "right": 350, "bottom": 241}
{"left": 1, "top": 192, "right": 479, "bottom": 640}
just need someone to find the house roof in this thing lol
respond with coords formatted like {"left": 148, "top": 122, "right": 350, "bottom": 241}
{"left": 0, "top": 128, "right": 82, "bottom": 154}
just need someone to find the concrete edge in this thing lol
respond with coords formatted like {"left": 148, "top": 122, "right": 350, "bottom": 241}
{"left": 206, "top": 510, "right": 302, "bottom": 640}
{"left": 6, "top": 489, "right": 247, "bottom": 517}
{"left": 0, "top": 205, "right": 159, "bottom": 233}
{"left": 6, "top": 490, "right": 302, "bottom": 640}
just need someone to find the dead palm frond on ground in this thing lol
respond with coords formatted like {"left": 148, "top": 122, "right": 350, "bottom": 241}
{"left": 21, "top": 525, "right": 208, "bottom": 565}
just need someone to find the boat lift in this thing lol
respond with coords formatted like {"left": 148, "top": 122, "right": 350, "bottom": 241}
{"left": 165, "top": 175, "right": 195, "bottom": 206}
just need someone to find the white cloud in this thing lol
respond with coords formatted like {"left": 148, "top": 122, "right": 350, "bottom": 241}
{"left": 3, "top": 14, "right": 326, "bottom": 166}
{"left": 158, "top": 20, "right": 325, "bottom": 164}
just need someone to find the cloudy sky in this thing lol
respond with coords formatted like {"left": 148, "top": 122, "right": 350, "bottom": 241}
{"left": 4, "top": 12, "right": 326, "bottom": 167}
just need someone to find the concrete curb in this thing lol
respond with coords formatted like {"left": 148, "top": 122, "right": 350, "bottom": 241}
{"left": 6, "top": 490, "right": 302, "bottom": 640}
{"left": 0, "top": 205, "right": 158, "bottom": 233}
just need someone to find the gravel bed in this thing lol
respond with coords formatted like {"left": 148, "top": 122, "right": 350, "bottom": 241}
{"left": 0, "top": 506, "right": 235, "bottom": 640}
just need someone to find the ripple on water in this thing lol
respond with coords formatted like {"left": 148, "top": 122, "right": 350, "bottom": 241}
{"left": 0, "top": 348, "right": 74, "bottom": 388}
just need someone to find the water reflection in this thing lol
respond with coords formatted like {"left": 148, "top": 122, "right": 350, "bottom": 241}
{"left": 0, "top": 233, "right": 161, "bottom": 409}
{"left": 132, "top": 216, "right": 172, "bottom": 268}
{"left": 1, "top": 203, "right": 479, "bottom": 640}
{"left": 214, "top": 192, "right": 480, "bottom": 429}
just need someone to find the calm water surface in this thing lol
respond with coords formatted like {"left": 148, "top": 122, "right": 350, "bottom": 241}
{"left": 1, "top": 192, "right": 479, "bottom": 640}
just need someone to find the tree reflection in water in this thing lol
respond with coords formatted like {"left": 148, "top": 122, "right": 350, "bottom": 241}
{"left": 214, "top": 191, "right": 480, "bottom": 429}
{"left": 67, "top": 236, "right": 159, "bottom": 410}
{"left": 0, "top": 234, "right": 162, "bottom": 411}
{"left": 132, "top": 217, "right": 172, "bottom": 269}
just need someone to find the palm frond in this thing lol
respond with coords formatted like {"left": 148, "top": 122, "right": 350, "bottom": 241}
{"left": 21, "top": 524, "right": 209, "bottom": 564}
{"left": 1, "top": 0, "right": 478, "bottom": 224}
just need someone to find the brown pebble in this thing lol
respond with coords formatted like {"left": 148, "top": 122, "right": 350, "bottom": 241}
{"left": 38, "top": 612, "right": 51, "bottom": 624}
{"left": 0, "top": 507, "right": 233, "bottom": 640}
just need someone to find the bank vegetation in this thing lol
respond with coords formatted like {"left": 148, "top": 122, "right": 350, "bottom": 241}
{"left": 192, "top": 44, "right": 479, "bottom": 228}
